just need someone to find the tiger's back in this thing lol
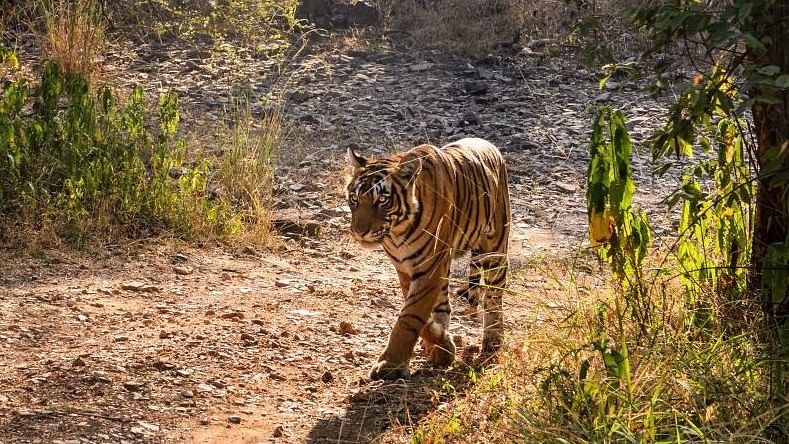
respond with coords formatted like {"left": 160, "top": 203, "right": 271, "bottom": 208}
{"left": 441, "top": 138, "right": 511, "bottom": 256}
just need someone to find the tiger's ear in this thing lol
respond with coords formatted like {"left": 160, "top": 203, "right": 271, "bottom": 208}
{"left": 397, "top": 151, "right": 422, "bottom": 182}
{"left": 347, "top": 148, "right": 367, "bottom": 171}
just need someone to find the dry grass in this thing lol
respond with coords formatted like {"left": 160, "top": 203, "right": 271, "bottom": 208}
{"left": 378, "top": 0, "right": 583, "bottom": 56}
{"left": 378, "top": 0, "right": 651, "bottom": 57}
{"left": 39, "top": 0, "right": 106, "bottom": 81}
{"left": 208, "top": 95, "right": 286, "bottom": 246}
{"left": 378, "top": 0, "right": 528, "bottom": 56}
{"left": 402, "top": 253, "right": 784, "bottom": 443}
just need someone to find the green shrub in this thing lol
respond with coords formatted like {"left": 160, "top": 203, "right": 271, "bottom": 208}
{"left": 407, "top": 108, "right": 781, "bottom": 443}
{"left": 0, "top": 52, "right": 254, "bottom": 243}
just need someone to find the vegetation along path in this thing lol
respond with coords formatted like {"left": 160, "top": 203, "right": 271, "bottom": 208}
{"left": 0, "top": 27, "right": 683, "bottom": 443}
{"left": 7, "top": 0, "right": 788, "bottom": 441}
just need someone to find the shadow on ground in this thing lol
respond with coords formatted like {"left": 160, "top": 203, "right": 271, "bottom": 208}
{"left": 306, "top": 365, "right": 475, "bottom": 443}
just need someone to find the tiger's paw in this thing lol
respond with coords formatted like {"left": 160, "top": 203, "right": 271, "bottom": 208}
{"left": 480, "top": 336, "right": 503, "bottom": 363}
{"left": 369, "top": 360, "right": 410, "bottom": 381}
{"left": 428, "top": 338, "right": 456, "bottom": 368}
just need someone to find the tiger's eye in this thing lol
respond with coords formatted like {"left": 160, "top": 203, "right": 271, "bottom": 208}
{"left": 378, "top": 195, "right": 389, "bottom": 204}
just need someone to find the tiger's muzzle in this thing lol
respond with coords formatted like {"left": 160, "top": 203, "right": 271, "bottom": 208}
{"left": 351, "top": 227, "right": 387, "bottom": 245}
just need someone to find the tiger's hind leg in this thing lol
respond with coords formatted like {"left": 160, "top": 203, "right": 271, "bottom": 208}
{"left": 455, "top": 259, "right": 482, "bottom": 315}
{"left": 473, "top": 250, "right": 508, "bottom": 357}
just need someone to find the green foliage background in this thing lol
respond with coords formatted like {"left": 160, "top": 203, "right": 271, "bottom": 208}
{"left": 0, "top": 55, "right": 246, "bottom": 243}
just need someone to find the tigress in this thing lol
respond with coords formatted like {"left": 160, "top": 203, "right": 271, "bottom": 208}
{"left": 346, "top": 137, "right": 511, "bottom": 380}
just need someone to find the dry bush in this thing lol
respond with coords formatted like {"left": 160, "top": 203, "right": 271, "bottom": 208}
{"left": 378, "top": 0, "right": 650, "bottom": 57}
{"left": 210, "top": 95, "right": 284, "bottom": 245}
{"left": 39, "top": 0, "right": 106, "bottom": 81}
{"left": 378, "top": 0, "right": 578, "bottom": 56}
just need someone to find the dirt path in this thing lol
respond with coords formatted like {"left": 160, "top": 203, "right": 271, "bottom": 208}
{"left": 1, "top": 30, "right": 680, "bottom": 443}
{"left": 0, "top": 214, "right": 576, "bottom": 443}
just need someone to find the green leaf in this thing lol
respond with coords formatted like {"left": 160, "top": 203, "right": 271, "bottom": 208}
{"left": 775, "top": 74, "right": 789, "bottom": 89}
{"left": 737, "top": 1, "right": 753, "bottom": 22}
{"left": 599, "top": 71, "right": 612, "bottom": 90}
{"left": 602, "top": 349, "right": 627, "bottom": 378}
{"left": 741, "top": 33, "right": 766, "bottom": 52}
{"left": 757, "top": 65, "right": 781, "bottom": 76}
{"left": 754, "top": 95, "right": 783, "bottom": 105}
{"left": 652, "top": 161, "right": 672, "bottom": 177}
{"left": 579, "top": 359, "right": 590, "bottom": 380}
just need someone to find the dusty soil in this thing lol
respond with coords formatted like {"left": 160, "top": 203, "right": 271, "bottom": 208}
{"left": 1, "top": 26, "right": 680, "bottom": 444}
{"left": 0, "top": 218, "right": 594, "bottom": 443}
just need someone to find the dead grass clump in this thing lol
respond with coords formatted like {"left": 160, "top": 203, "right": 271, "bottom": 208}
{"left": 208, "top": 94, "right": 285, "bottom": 246}
{"left": 380, "top": 0, "right": 535, "bottom": 56}
{"left": 40, "top": 0, "right": 106, "bottom": 81}
{"left": 379, "top": 0, "right": 651, "bottom": 58}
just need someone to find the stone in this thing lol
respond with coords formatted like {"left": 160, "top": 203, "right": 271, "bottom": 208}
{"left": 289, "top": 90, "right": 311, "bottom": 103}
{"left": 320, "top": 207, "right": 349, "bottom": 218}
{"left": 594, "top": 92, "right": 612, "bottom": 103}
{"left": 120, "top": 282, "right": 159, "bottom": 293}
{"left": 138, "top": 421, "right": 159, "bottom": 432}
{"left": 410, "top": 62, "right": 432, "bottom": 72}
{"left": 240, "top": 332, "right": 257, "bottom": 344}
{"left": 228, "top": 415, "right": 242, "bottom": 424}
{"left": 555, "top": 181, "right": 578, "bottom": 193}
{"left": 476, "top": 67, "right": 496, "bottom": 80}
{"left": 220, "top": 311, "right": 244, "bottom": 320}
{"left": 123, "top": 381, "right": 143, "bottom": 392}
{"left": 460, "top": 112, "right": 480, "bottom": 126}
{"left": 174, "top": 266, "right": 193, "bottom": 275}
{"left": 463, "top": 80, "right": 489, "bottom": 95}
{"left": 92, "top": 371, "right": 111, "bottom": 384}
{"left": 339, "top": 321, "right": 359, "bottom": 335}
{"left": 295, "top": 0, "right": 332, "bottom": 19}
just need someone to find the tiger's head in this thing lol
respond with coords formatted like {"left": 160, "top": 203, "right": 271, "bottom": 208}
{"left": 345, "top": 148, "right": 422, "bottom": 246}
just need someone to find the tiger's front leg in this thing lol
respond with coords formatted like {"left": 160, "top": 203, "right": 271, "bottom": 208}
{"left": 370, "top": 263, "right": 454, "bottom": 380}
{"left": 420, "top": 283, "right": 455, "bottom": 368}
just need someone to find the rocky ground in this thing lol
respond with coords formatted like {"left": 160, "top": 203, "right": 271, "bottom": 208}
{"left": 1, "top": 25, "right": 685, "bottom": 443}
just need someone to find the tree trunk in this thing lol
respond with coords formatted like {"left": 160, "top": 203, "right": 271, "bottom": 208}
{"left": 749, "top": 2, "right": 789, "bottom": 334}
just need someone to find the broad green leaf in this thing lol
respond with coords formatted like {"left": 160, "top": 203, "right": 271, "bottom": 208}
{"left": 602, "top": 349, "right": 627, "bottom": 379}
{"left": 775, "top": 74, "right": 789, "bottom": 89}
{"left": 754, "top": 95, "right": 783, "bottom": 105}
{"left": 757, "top": 65, "right": 781, "bottom": 76}
{"left": 741, "top": 32, "right": 766, "bottom": 52}
{"left": 579, "top": 358, "right": 591, "bottom": 380}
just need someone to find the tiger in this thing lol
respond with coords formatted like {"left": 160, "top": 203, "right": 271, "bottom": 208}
{"left": 346, "top": 137, "right": 511, "bottom": 380}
